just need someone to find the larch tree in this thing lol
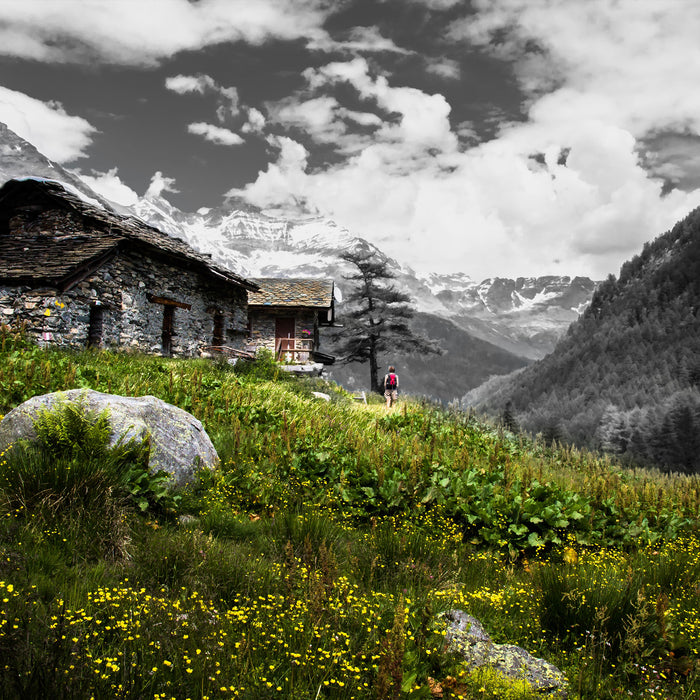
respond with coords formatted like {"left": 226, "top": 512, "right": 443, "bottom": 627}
{"left": 333, "top": 247, "right": 440, "bottom": 393}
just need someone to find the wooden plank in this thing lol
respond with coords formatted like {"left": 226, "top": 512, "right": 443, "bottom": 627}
{"left": 201, "top": 345, "right": 256, "bottom": 360}
{"left": 147, "top": 294, "right": 191, "bottom": 310}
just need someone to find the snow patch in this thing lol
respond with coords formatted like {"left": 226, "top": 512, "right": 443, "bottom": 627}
{"left": 17, "top": 176, "right": 106, "bottom": 210}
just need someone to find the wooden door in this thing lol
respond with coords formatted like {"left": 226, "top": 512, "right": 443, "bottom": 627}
{"left": 87, "top": 304, "right": 104, "bottom": 348}
{"left": 162, "top": 305, "right": 175, "bottom": 356}
{"left": 212, "top": 312, "right": 225, "bottom": 347}
{"left": 275, "top": 317, "right": 295, "bottom": 358}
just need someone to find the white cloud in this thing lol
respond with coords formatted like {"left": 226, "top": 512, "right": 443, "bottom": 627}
{"left": 301, "top": 57, "right": 456, "bottom": 154}
{"left": 226, "top": 136, "right": 310, "bottom": 213}
{"left": 409, "top": 0, "right": 463, "bottom": 7}
{"left": 231, "top": 126, "right": 700, "bottom": 279}
{"left": 380, "top": 0, "right": 462, "bottom": 8}
{"left": 305, "top": 57, "right": 374, "bottom": 93}
{"left": 6, "top": 0, "right": 698, "bottom": 282}
{"left": 230, "top": 4, "right": 700, "bottom": 280}
{"left": 452, "top": 0, "right": 700, "bottom": 139}
{"left": 166, "top": 74, "right": 239, "bottom": 120}
{"left": 146, "top": 171, "right": 179, "bottom": 199}
{"left": 242, "top": 107, "right": 267, "bottom": 134}
{"left": 75, "top": 167, "right": 139, "bottom": 206}
{"left": 165, "top": 74, "right": 218, "bottom": 95}
{"left": 425, "top": 57, "right": 461, "bottom": 80}
{"left": 264, "top": 58, "right": 455, "bottom": 165}
{"left": 230, "top": 51, "right": 700, "bottom": 281}
{"left": 341, "top": 109, "right": 383, "bottom": 128}
{"left": 0, "top": 86, "right": 96, "bottom": 162}
{"left": 187, "top": 122, "right": 244, "bottom": 146}
{"left": 308, "top": 25, "right": 412, "bottom": 55}
{"left": 0, "top": 0, "right": 333, "bottom": 65}
{"left": 268, "top": 96, "right": 346, "bottom": 144}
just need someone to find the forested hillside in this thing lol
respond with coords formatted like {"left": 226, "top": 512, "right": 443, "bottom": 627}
{"left": 466, "top": 205, "right": 700, "bottom": 472}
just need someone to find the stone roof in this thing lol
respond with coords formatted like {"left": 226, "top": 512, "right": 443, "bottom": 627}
{"left": 0, "top": 178, "right": 258, "bottom": 292}
{"left": 248, "top": 278, "right": 334, "bottom": 308}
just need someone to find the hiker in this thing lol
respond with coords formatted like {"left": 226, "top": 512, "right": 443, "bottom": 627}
{"left": 383, "top": 365, "right": 399, "bottom": 408}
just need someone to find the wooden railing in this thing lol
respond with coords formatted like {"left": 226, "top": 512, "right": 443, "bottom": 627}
{"left": 201, "top": 345, "right": 256, "bottom": 360}
{"left": 275, "top": 340, "right": 313, "bottom": 362}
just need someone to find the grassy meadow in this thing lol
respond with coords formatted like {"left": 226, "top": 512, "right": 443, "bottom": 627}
{"left": 2, "top": 326, "right": 700, "bottom": 698}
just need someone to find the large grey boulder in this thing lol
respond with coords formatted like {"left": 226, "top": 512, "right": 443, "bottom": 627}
{"left": 0, "top": 389, "right": 219, "bottom": 487}
{"left": 442, "top": 610, "right": 568, "bottom": 697}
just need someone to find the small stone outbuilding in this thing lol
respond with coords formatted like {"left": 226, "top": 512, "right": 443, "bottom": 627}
{"left": 247, "top": 278, "right": 335, "bottom": 364}
{"left": 0, "top": 177, "right": 258, "bottom": 356}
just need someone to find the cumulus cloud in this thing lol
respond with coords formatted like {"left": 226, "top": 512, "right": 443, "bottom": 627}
{"left": 0, "top": 86, "right": 96, "bottom": 162}
{"left": 451, "top": 0, "right": 700, "bottom": 139}
{"left": 268, "top": 96, "right": 347, "bottom": 144}
{"left": 342, "top": 110, "right": 383, "bottom": 128}
{"left": 187, "top": 122, "right": 244, "bottom": 146}
{"left": 165, "top": 74, "right": 217, "bottom": 95}
{"left": 166, "top": 73, "right": 239, "bottom": 120}
{"left": 227, "top": 135, "right": 311, "bottom": 213}
{"left": 6, "top": 0, "right": 698, "bottom": 281}
{"left": 0, "top": 0, "right": 333, "bottom": 65}
{"left": 294, "top": 57, "right": 456, "bottom": 155}
{"left": 75, "top": 167, "right": 139, "bottom": 206}
{"left": 230, "top": 125, "right": 700, "bottom": 279}
{"left": 263, "top": 58, "right": 455, "bottom": 165}
{"left": 230, "top": 43, "right": 700, "bottom": 281}
{"left": 227, "top": 3, "right": 700, "bottom": 280}
{"left": 242, "top": 107, "right": 267, "bottom": 134}
{"left": 145, "top": 171, "right": 179, "bottom": 199}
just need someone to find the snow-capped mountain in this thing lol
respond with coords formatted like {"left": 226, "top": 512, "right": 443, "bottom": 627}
{"left": 414, "top": 273, "right": 597, "bottom": 358}
{"left": 0, "top": 122, "right": 118, "bottom": 211}
{"left": 133, "top": 195, "right": 361, "bottom": 280}
{"left": 130, "top": 186, "right": 595, "bottom": 359}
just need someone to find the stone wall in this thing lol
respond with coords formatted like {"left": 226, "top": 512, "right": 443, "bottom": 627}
{"left": 0, "top": 249, "right": 249, "bottom": 356}
{"left": 249, "top": 308, "right": 318, "bottom": 360}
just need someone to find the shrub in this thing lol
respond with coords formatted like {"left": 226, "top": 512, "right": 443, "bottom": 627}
{"left": 0, "top": 397, "right": 180, "bottom": 559}
{"left": 233, "top": 347, "right": 284, "bottom": 381}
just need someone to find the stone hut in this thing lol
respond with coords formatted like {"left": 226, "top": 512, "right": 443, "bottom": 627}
{"left": 0, "top": 177, "right": 258, "bottom": 355}
{"left": 247, "top": 278, "right": 335, "bottom": 364}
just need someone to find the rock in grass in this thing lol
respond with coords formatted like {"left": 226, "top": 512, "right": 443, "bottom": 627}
{"left": 0, "top": 389, "right": 219, "bottom": 487}
{"left": 442, "top": 610, "right": 568, "bottom": 698}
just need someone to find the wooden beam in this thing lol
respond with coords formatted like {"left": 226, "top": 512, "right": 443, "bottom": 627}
{"left": 147, "top": 294, "right": 191, "bottom": 310}
{"left": 59, "top": 248, "right": 118, "bottom": 292}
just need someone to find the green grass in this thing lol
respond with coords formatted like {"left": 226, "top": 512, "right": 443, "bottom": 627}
{"left": 2, "top": 326, "right": 700, "bottom": 698}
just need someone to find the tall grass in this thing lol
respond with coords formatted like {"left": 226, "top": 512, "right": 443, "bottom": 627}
{"left": 3, "top": 328, "right": 700, "bottom": 697}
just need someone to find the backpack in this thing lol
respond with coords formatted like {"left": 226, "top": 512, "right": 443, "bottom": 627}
{"left": 385, "top": 373, "right": 397, "bottom": 391}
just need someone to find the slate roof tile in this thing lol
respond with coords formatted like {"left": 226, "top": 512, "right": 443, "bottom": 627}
{"left": 248, "top": 278, "right": 334, "bottom": 308}
{"left": 0, "top": 178, "right": 258, "bottom": 292}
